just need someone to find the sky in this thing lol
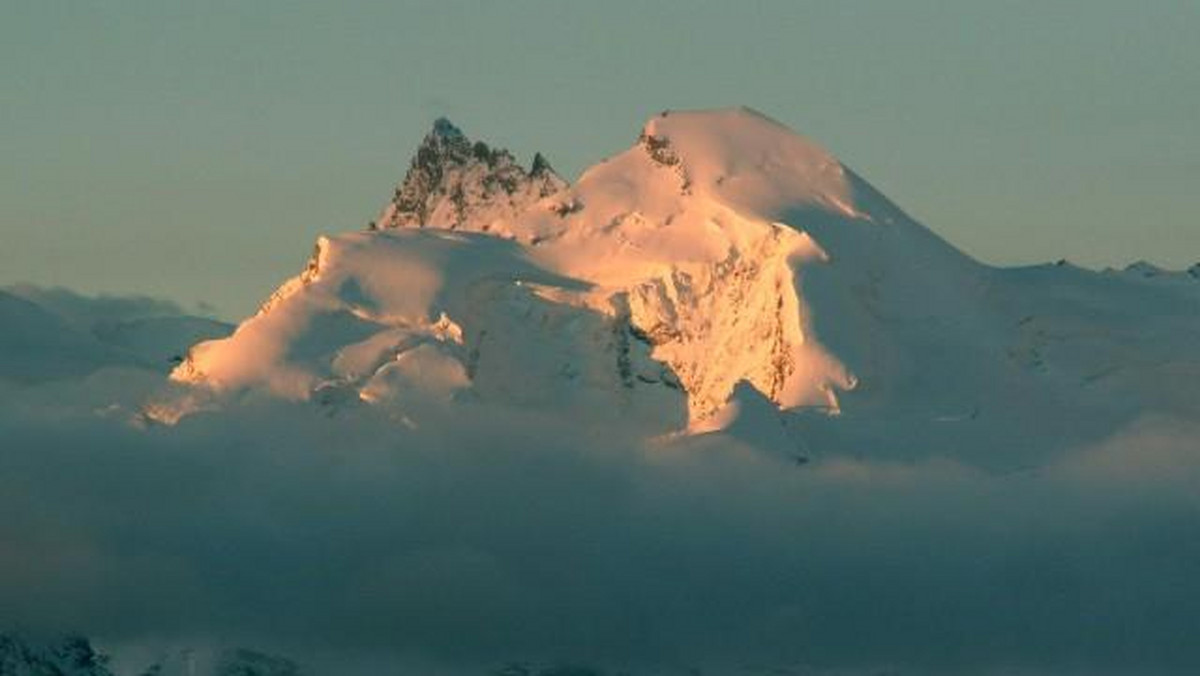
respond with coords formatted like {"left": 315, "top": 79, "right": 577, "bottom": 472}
{"left": 3, "top": 1, "right": 1198, "bottom": 319}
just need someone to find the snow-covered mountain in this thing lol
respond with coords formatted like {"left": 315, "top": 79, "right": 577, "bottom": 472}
{"left": 0, "top": 287, "right": 231, "bottom": 386}
{"left": 155, "top": 108, "right": 1200, "bottom": 464}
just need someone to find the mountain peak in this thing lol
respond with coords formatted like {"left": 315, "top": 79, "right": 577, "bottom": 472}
{"left": 530, "top": 151, "right": 554, "bottom": 177}
{"left": 626, "top": 107, "right": 896, "bottom": 222}
{"left": 430, "top": 116, "right": 465, "bottom": 140}
{"left": 377, "top": 119, "right": 566, "bottom": 231}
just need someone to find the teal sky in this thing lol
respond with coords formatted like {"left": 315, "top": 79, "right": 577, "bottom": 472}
{"left": 3, "top": 1, "right": 1198, "bottom": 319}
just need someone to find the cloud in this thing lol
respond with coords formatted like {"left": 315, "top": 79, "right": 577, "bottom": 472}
{"left": 1, "top": 378, "right": 1198, "bottom": 676}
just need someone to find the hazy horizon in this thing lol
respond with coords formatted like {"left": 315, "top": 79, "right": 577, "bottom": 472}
{"left": 3, "top": 2, "right": 1198, "bottom": 319}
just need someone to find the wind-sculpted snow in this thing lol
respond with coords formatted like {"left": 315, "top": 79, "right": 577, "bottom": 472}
{"left": 161, "top": 229, "right": 686, "bottom": 430}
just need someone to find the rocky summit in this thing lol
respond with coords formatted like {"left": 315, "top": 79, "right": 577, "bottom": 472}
{"left": 375, "top": 117, "right": 566, "bottom": 231}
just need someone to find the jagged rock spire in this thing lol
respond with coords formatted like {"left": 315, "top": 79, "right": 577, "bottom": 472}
{"left": 530, "top": 152, "right": 554, "bottom": 177}
{"left": 377, "top": 119, "right": 566, "bottom": 231}
{"left": 430, "top": 116, "right": 465, "bottom": 139}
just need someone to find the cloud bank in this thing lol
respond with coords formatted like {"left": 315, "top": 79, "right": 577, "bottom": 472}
{"left": 1, "top": 388, "right": 1198, "bottom": 675}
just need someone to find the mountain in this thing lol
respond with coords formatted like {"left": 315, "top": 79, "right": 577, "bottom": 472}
{"left": 0, "top": 287, "right": 232, "bottom": 386}
{"left": 155, "top": 108, "right": 1200, "bottom": 465}
{"left": 0, "top": 290, "right": 135, "bottom": 384}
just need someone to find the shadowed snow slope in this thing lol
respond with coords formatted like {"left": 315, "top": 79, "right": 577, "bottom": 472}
{"left": 0, "top": 287, "right": 231, "bottom": 385}
{"left": 161, "top": 108, "right": 1200, "bottom": 467}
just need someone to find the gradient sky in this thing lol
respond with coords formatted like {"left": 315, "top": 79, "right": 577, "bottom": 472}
{"left": 3, "top": 1, "right": 1197, "bottom": 319}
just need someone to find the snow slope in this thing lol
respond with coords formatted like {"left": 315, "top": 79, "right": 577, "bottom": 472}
{"left": 0, "top": 287, "right": 231, "bottom": 385}
{"left": 0, "top": 290, "right": 135, "bottom": 384}
{"left": 160, "top": 108, "right": 1200, "bottom": 464}
{"left": 161, "top": 228, "right": 685, "bottom": 430}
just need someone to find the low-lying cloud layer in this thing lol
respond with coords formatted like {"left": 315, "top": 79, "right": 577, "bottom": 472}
{"left": 1, "top": 377, "right": 1198, "bottom": 675}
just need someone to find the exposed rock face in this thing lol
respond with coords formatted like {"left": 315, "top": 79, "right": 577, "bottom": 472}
{"left": 376, "top": 118, "right": 566, "bottom": 231}
{"left": 623, "top": 228, "right": 815, "bottom": 418}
